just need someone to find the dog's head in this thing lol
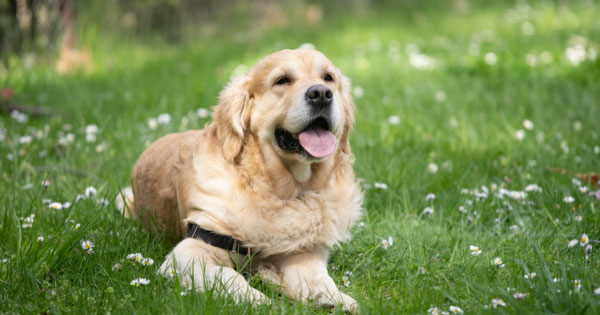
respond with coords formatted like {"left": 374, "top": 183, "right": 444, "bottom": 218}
{"left": 214, "top": 49, "right": 355, "bottom": 179}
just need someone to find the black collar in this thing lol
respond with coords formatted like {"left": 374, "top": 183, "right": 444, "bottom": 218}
{"left": 187, "top": 223, "right": 251, "bottom": 256}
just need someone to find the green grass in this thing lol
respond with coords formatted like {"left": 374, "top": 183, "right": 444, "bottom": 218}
{"left": 1, "top": 1, "right": 600, "bottom": 313}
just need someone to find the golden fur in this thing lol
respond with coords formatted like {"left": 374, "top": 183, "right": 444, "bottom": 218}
{"left": 118, "top": 49, "right": 362, "bottom": 312}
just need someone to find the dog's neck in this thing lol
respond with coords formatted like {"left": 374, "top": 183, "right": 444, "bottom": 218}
{"left": 283, "top": 159, "right": 312, "bottom": 183}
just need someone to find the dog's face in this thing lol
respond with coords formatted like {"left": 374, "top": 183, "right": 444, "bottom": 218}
{"left": 214, "top": 49, "right": 354, "bottom": 170}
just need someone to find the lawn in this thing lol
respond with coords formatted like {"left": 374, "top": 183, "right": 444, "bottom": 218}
{"left": 1, "top": 1, "right": 600, "bottom": 314}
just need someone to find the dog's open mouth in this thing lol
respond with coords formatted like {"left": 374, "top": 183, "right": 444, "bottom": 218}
{"left": 275, "top": 117, "right": 337, "bottom": 159}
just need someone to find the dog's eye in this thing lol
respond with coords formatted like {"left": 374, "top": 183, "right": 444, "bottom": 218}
{"left": 323, "top": 73, "right": 334, "bottom": 82}
{"left": 274, "top": 76, "right": 291, "bottom": 85}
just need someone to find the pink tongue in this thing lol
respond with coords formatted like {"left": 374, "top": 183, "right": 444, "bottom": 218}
{"left": 298, "top": 127, "right": 337, "bottom": 158}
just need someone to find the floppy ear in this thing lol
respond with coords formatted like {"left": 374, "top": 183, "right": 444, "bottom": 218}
{"left": 339, "top": 75, "right": 356, "bottom": 155}
{"left": 213, "top": 76, "right": 252, "bottom": 162}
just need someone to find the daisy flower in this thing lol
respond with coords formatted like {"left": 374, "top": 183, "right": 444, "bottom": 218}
{"left": 525, "top": 184, "right": 542, "bottom": 192}
{"left": 388, "top": 115, "right": 400, "bottom": 125}
{"left": 85, "top": 186, "right": 97, "bottom": 198}
{"left": 112, "top": 263, "right": 121, "bottom": 271}
{"left": 148, "top": 118, "right": 158, "bottom": 130}
{"left": 449, "top": 306, "right": 463, "bottom": 314}
{"left": 381, "top": 236, "right": 393, "bottom": 249}
{"left": 579, "top": 186, "right": 589, "bottom": 193}
{"left": 568, "top": 239, "right": 579, "bottom": 248}
{"left": 491, "top": 298, "right": 506, "bottom": 308}
{"left": 427, "top": 162, "right": 438, "bottom": 174}
{"left": 524, "top": 272, "right": 536, "bottom": 279}
{"left": 493, "top": 257, "right": 505, "bottom": 268}
{"left": 422, "top": 207, "right": 434, "bottom": 216}
{"left": 425, "top": 193, "right": 436, "bottom": 201}
{"left": 374, "top": 182, "right": 388, "bottom": 190}
{"left": 130, "top": 278, "right": 150, "bottom": 286}
{"left": 484, "top": 52, "right": 497, "bottom": 65}
{"left": 142, "top": 258, "right": 154, "bottom": 266}
{"left": 514, "top": 130, "right": 525, "bottom": 141}
{"left": 81, "top": 240, "right": 94, "bottom": 253}
{"left": 575, "top": 215, "right": 582, "bottom": 222}
{"left": 563, "top": 196, "right": 575, "bottom": 204}
{"left": 157, "top": 113, "right": 171, "bottom": 125}
{"left": 523, "top": 119, "right": 534, "bottom": 130}
{"left": 37, "top": 235, "right": 44, "bottom": 242}
{"left": 342, "top": 275, "right": 350, "bottom": 287}
{"left": 49, "top": 202, "right": 63, "bottom": 210}
{"left": 167, "top": 268, "right": 177, "bottom": 278}
{"left": 427, "top": 306, "right": 441, "bottom": 315}
{"left": 513, "top": 292, "right": 529, "bottom": 299}
{"left": 469, "top": 245, "right": 481, "bottom": 256}
{"left": 197, "top": 108, "right": 210, "bottom": 118}
{"left": 352, "top": 86, "right": 364, "bottom": 98}
{"left": 180, "top": 291, "right": 189, "bottom": 296}
{"left": 594, "top": 287, "right": 600, "bottom": 295}
{"left": 574, "top": 279, "right": 582, "bottom": 292}
{"left": 580, "top": 234, "right": 589, "bottom": 246}
{"left": 127, "top": 253, "right": 144, "bottom": 262}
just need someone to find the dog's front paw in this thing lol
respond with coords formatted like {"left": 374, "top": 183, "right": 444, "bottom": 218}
{"left": 314, "top": 290, "right": 358, "bottom": 313}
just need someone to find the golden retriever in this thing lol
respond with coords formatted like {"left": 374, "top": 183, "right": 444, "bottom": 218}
{"left": 117, "top": 48, "right": 363, "bottom": 312}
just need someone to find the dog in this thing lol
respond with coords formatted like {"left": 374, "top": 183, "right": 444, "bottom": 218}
{"left": 117, "top": 48, "right": 363, "bottom": 312}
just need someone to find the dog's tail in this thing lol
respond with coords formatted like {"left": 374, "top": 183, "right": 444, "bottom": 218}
{"left": 115, "top": 186, "right": 135, "bottom": 218}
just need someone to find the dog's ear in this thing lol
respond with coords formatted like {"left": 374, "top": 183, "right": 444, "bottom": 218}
{"left": 214, "top": 76, "right": 252, "bottom": 161}
{"left": 339, "top": 75, "right": 355, "bottom": 155}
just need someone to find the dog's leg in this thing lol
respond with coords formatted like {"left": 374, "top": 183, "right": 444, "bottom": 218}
{"left": 158, "top": 238, "right": 269, "bottom": 304}
{"left": 276, "top": 248, "right": 358, "bottom": 313}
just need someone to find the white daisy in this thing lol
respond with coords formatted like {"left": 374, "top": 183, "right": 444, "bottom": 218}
{"left": 469, "top": 245, "right": 481, "bottom": 256}
{"left": 594, "top": 287, "right": 600, "bottom": 295}
{"left": 381, "top": 236, "right": 393, "bottom": 249}
{"left": 425, "top": 193, "right": 436, "bottom": 201}
{"left": 374, "top": 182, "right": 389, "bottom": 190}
{"left": 574, "top": 279, "right": 582, "bottom": 292}
{"left": 19, "top": 135, "right": 33, "bottom": 144}
{"left": 81, "top": 240, "right": 94, "bottom": 253}
{"left": 197, "top": 108, "right": 210, "bottom": 118}
{"left": 49, "top": 202, "right": 63, "bottom": 210}
{"left": 579, "top": 186, "right": 589, "bottom": 193}
{"left": 493, "top": 257, "right": 505, "bottom": 268}
{"left": 157, "top": 113, "right": 171, "bottom": 125}
{"left": 387, "top": 115, "right": 400, "bottom": 125}
{"left": 148, "top": 118, "right": 158, "bottom": 130}
{"left": 580, "top": 234, "right": 589, "bottom": 246}
{"left": 563, "top": 196, "right": 575, "bottom": 204}
{"left": 427, "top": 162, "right": 438, "bottom": 174}
{"left": 167, "top": 268, "right": 177, "bottom": 278}
{"left": 524, "top": 272, "right": 536, "bottom": 279}
{"left": 37, "top": 235, "right": 44, "bottom": 242}
{"left": 112, "top": 263, "right": 121, "bottom": 271}
{"left": 449, "top": 306, "right": 463, "bottom": 314}
{"left": 484, "top": 52, "right": 497, "bottom": 65}
{"left": 342, "top": 275, "right": 350, "bottom": 287}
{"left": 422, "top": 207, "right": 434, "bottom": 216}
{"left": 127, "top": 253, "right": 144, "bottom": 262}
{"left": 85, "top": 186, "right": 97, "bottom": 198}
{"left": 523, "top": 119, "right": 534, "bottom": 130}
{"left": 352, "top": 86, "right": 364, "bottom": 98}
{"left": 525, "top": 184, "right": 542, "bottom": 192}
{"left": 427, "top": 306, "right": 441, "bottom": 315}
{"left": 491, "top": 298, "right": 506, "bottom": 308}
{"left": 142, "top": 258, "right": 154, "bottom": 266}
{"left": 514, "top": 130, "right": 525, "bottom": 141}
{"left": 568, "top": 239, "right": 579, "bottom": 248}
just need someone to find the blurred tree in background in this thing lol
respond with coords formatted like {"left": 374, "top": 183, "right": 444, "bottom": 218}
{"left": 1, "top": 0, "right": 378, "bottom": 56}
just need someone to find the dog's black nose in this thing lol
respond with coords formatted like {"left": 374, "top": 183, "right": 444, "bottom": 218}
{"left": 305, "top": 84, "right": 333, "bottom": 108}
